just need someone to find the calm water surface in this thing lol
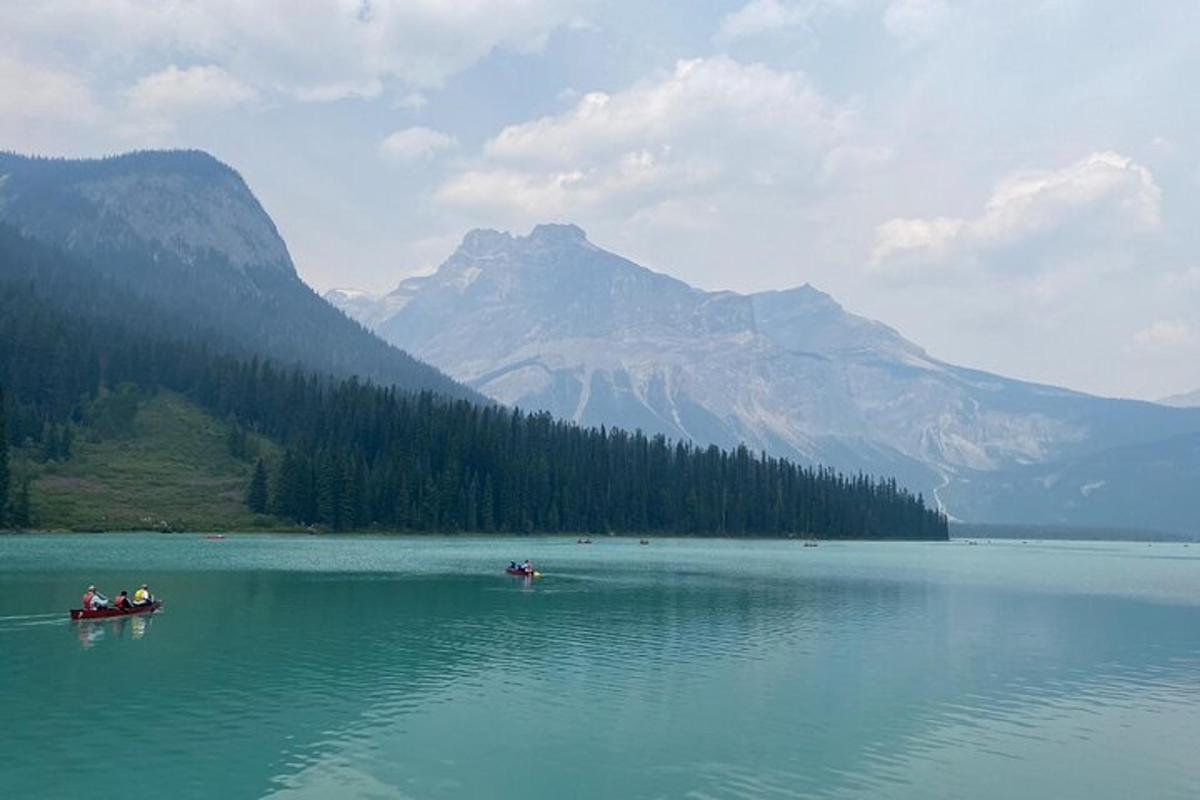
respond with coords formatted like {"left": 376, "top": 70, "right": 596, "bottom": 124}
{"left": 1, "top": 534, "right": 1198, "bottom": 799}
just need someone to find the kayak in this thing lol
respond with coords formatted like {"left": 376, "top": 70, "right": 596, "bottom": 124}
{"left": 505, "top": 568, "right": 542, "bottom": 578}
{"left": 70, "top": 601, "right": 162, "bottom": 621}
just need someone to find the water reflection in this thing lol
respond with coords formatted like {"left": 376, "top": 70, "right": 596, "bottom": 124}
{"left": 72, "top": 613, "right": 156, "bottom": 649}
{"left": 0, "top": 537, "right": 1197, "bottom": 800}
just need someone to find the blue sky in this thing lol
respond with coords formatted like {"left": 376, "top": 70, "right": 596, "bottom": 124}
{"left": 2, "top": 0, "right": 1198, "bottom": 400}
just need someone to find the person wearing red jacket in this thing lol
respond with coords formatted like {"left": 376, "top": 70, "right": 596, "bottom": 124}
{"left": 81, "top": 585, "right": 109, "bottom": 610}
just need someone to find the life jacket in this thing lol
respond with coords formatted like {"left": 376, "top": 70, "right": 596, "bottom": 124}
{"left": 115, "top": 596, "right": 130, "bottom": 609}
{"left": 82, "top": 591, "right": 95, "bottom": 608}
{"left": 134, "top": 589, "right": 149, "bottom": 604}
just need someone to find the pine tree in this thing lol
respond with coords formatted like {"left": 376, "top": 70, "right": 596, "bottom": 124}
{"left": 246, "top": 459, "right": 268, "bottom": 514}
{"left": 0, "top": 388, "right": 9, "bottom": 526}
{"left": 10, "top": 479, "right": 31, "bottom": 529}
{"left": 60, "top": 425, "right": 73, "bottom": 460}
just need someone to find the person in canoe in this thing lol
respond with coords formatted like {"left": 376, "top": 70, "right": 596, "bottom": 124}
{"left": 132, "top": 584, "right": 153, "bottom": 606}
{"left": 81, "top": 585, "right": 110, "bottom": 611}
{"left": 521, "top": 560, "right": 534, "bottom": 573}
{"left": 113, "top": 590, "right": 133, "bottom": 612}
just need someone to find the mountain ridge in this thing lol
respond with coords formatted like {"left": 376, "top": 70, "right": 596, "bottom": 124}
{"left": 328, "top": 224, "right": 1200, "bottom": 531}
{"left": 0, "top": 149, "right": 478, "bottom": 401}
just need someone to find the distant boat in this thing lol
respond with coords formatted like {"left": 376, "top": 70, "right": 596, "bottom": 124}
{"left": 577, "top": 538, "right": 593, "bottom": 544}
{"left": 803, "top": 539, "right": 819, "bottom": 548}
{"left": 205, "top": 534, "right": 225, "bottom": 541}
{"left": 639, "top": 539, "right": 650, "bottom": 545}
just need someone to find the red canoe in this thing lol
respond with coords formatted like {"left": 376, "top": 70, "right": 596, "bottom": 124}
{"left": 70, "top": 601, "right": 162, "bottom": 621}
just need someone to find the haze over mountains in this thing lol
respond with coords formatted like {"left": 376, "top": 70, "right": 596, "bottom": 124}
{"left": 0, "top": 148, "right": 1192, "bottom": 533}
{"left": 1160, "top": 389, "right": 1200, "bottom": 408}
{"left": 0, "top": 149, "right": 945, "bottom": 539}
{"left": 328, "top": 224, "right": 1200, "bottom": 533}
{"left": 0, "top": 150, "right": 474, "bottom": 401}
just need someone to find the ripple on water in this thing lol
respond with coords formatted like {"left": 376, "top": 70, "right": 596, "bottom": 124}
{"left": 1, "top": 536, "right": 1199, "bottom": 799}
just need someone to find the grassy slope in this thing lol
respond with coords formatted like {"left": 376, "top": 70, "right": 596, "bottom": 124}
{"left": 22, "top": 391, "right": 283, "bottom": 532}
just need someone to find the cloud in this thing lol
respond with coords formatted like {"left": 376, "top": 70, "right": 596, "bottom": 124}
{"left": 715, "top": 0, "right": 859, "bottom": 43}
{"left": 12, "top": 0, "right": 591, "bottom": 100}
{"left": 127, "top": 65, "right": 257, "bottom": 117}
{"left": 438, "top": 56, "right": 853, "bottom": 217}
{"left": 380, "top": 127, "right": 456, "bottom": 162}
{"left": 1132, "top": 320, "right": 1195, "bottom": 349}
{"left": 292, "top": 80, "right": 383, "bottom": 103}
{"left": 883, "top": 0, "right": 950, "bottom": 46}
{"left": 0, "top": 53, "right": 97, "bottom": 123}
{"left": 716, "top": 0, "right": 818, "bottom": 43}
{"left": 871, "top": 152, "right": 1162, "bottom": 269}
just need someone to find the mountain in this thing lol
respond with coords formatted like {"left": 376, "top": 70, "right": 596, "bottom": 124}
{"left": 327, "top": 224, "right": 1200, "bottom": 532}
{"left": 0, "top": 225, "right": 944, "bottom": 538}
{"left": 0, "top": 150, "right": 474, "bottom": 400}
{"left": 1160, "top": 389, "right": 1200, "bottom": 408}
{"left": 941, "top": 431, "right": 1200, "bottom": 533}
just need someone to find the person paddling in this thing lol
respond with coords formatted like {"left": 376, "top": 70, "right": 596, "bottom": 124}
{"left": 133, "top": 584, "right": 153, "bottom": 606}
{"left": 82, "top": 585, "right": 109, "bottom": 610}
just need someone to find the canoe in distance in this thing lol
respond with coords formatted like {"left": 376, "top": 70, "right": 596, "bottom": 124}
{"left": 70, "top": 601, "right": 162, "bottom": 621}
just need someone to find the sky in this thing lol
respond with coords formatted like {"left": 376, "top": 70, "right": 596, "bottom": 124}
{"left": 2, "top": 0, "right": 1198, "bottom": 401}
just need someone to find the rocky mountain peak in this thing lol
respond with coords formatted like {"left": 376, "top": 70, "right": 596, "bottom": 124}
{"left": 457, "top": 228, "right": 513, "bottom": 256}
{"left": 0, "top": 149, "right": 294, "bottom": 274}
{"left": 528, "top": 222, "right": 588, "bottom": 244}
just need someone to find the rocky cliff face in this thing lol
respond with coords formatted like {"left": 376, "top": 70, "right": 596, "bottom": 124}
{"left": 328, "top": 224, "right": 1200, "bottom": 530}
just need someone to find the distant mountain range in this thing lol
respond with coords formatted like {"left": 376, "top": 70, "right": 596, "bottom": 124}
{"left": 327, "top": 224, "right": 1200, "bottom": 533}
{"left": 1, "top": 148, "right": 1191, "bottom": 533}
{"left": 0, "top": 150, "right": 474, "bottom": 401}
{"left": 1160, "top": 388, "right": 1200, "bottom": 408}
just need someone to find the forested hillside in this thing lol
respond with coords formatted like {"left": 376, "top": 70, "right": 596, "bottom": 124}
{"left": 0, "top": 151, "right": 477, "bottom": 401}
{"left": 0, "top": 227, "right": 946, "bottom": 538}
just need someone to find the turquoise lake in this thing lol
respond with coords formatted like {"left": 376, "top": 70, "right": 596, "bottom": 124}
{"left": 1, "top": 534, "right": 1198, "bottom": 799}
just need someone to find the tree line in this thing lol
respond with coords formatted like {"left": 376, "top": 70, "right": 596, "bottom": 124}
{"left": 0, "top": 225, "right": 947, "bottom": 538}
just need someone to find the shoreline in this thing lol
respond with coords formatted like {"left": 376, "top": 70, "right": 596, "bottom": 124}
{"left": 1, "top": 528, "right": 951, "bottom": 542}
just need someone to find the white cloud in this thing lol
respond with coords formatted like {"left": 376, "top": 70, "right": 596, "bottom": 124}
{"left": 439, "top": 56, "right": 853, "bottom": 217}
{"left": 380, "top": 127, "right": 456, "bottom": 162}
{"left": 127, "top": 65, "right": 257, "bottom": 116}
{"left": 883, "top": 0, "right": 950, "bottom": 46}
{"left": 0, "top": 53, "right": 97, "bottom": 123}
{"left": 1133, "top": 320, "right": 1195, "bottom": 349}
{"left": 716, "top": 0, "right": 817, "bottom": 42}
{"left": 12, "top": 0, "right": 590, "bottom": 100}
{"left": 292, "top": 80, "right": 383, "bottom": 103}
{"left": 715, "top": 0, "right": 858, "bottom": 43}
{"left": 871, "top": 151, "right": 1162, "bottom": 269}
